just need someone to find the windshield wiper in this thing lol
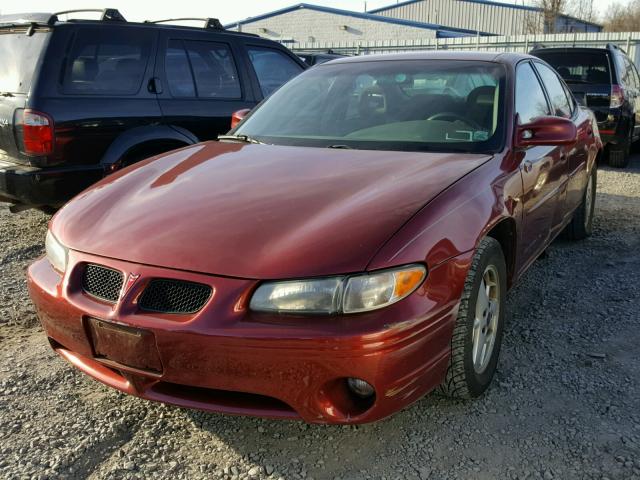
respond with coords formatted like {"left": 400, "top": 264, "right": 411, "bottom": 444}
{"left": 0, "top": 92, "right": 15, "bottom": 97}
{"left": 217, "top": 134, "right": 263, "bottom": 144}
{"left": 327, "top": 144, "right": 352, "bottom": 149}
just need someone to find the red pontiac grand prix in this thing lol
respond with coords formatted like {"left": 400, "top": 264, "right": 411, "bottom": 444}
{"left": 28, "top": 52, "right": 602, "bottom": 424}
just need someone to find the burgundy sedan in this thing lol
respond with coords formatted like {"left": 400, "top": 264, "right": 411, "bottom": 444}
{"left": 28, "top": 52, "right": 602, "bottom": 424}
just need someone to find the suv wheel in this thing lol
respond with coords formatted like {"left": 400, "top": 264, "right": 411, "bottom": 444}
{"left": 439, "top": 237, "right": 506, "bottom": 399}
{"left": 566, "top": 167, "right": 597, "bottom": 240}
{"left": 608, "top": 123, "right": 633, "bottom": 168}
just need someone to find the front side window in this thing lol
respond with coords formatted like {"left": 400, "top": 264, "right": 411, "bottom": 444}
{"left": 535, "top": 63, "right": 572, "bottom": 118}
{"left": 247, "top": 46, "right": 303, "bottom": 97}
{"left": 235, "top": 60, "right": 505, "bottom": 153}
{"left": 515, "top": 62, "right": 550, "bottom": 124}
{"left": 62, "top": 28, "right": 153, "bottom": 95}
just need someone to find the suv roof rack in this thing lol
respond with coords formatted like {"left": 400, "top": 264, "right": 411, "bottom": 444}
{"left": 0, "top": 8, "right": 126, "bottom": 28}
{"left": 52, "top": 8, "right": 126, "bottom": 23}
{"left": 144, "top": 17, "right": 224, "bottom": 30}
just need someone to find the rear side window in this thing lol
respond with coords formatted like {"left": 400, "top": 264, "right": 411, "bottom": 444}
{"left": 0, "top": 30, "right": 50, "bottom": 94}
{"left": 617, "top": 54, "right": 639, "bottom": 89}
{"left": 165, "top": 40, "right": 196, "bottom": 97}
{"left": 515, "top": 62, "right": 550, "bottom": 124}
{"left": 62, "top": 28, "right": 153, "bottom": 95}
{"left": 535, "top": 63, "right": 573, "bottom": 118}
{"left": 165, "top": 40, "right": 241, "bottom": 99}
{"left": 247, "top": 46, "right": 303, "bottom": 97}
{"left": 534, "top": 51, "right": 611, "bottom": 85}
{"left": 185, "top": 41, "right": 241, "bottom": 98}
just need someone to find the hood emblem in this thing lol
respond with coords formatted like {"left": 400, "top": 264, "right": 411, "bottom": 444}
{"left": 122, "top": 273, "right": 140, "bottom": 297}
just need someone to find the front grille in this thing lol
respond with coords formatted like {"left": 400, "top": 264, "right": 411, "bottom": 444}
{"left": 82, "top": 264, "right": 124, "bottom": 303}
{"left": 138, "top": 279, "right": 212, "bottom": 314}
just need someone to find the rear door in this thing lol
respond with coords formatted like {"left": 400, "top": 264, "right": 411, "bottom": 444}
{"left": 0, "top": 26, "right": 51, "bottom": 165}
{"left": 155, "top": 30, "right": 256, "bottom": 139}
{"left": 37, "top": 24, "right": 162, "bottom": 168}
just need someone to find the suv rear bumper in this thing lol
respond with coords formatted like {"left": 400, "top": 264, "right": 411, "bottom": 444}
{"left": 0, "top": 160, "right": 104, "bottom": 208}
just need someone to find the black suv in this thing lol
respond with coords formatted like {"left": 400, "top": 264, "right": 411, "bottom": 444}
{"left": 531, "top": 44, "right": 640, "bottom": 168}
{"left": 0, "top": 9, "right": 306, "bottom": 211}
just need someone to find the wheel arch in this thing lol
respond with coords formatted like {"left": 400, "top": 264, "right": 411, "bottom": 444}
{"left": 100, "top": 125, "right": 199, "bottom": 168}
{"left": 483, "top": 217, "right": 517, "bottom": 289}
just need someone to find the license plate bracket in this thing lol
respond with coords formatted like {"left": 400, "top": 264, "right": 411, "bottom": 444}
{"left": 86, "top": 318, "right": 162, "bottom": 373}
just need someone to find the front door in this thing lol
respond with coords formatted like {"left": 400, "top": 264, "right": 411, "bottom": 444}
{"left": 515, "top": 62, "right": 569, "bottom": 270}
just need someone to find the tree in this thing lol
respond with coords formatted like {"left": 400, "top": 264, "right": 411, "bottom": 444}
{"left": 535, "top": 0, "right": 567, "bottom": 33}
{"left": 603, "top": 0, "right": 640, "bottom": 32}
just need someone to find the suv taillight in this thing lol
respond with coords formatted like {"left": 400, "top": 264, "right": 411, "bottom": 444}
{"left": 15, "top": 109, "right": 54, "bottom": 156}
{"left": 610, "top": 85, "right": 625, "bottom": 108}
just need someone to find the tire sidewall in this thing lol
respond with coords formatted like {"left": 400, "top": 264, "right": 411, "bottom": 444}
{"left": 462, "top": 242, "right": 507, "bottom": 396}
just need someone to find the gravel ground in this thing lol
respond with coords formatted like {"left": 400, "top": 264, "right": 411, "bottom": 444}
{"left": 0, "top": 156, "right": 639, "bottom": 480}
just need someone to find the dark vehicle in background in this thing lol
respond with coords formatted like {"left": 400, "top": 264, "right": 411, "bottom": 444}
{"left": 532, "top": 44, "right": 640, "bottom": 168}
{"left": 0, "top": 9, "right": 305, "bottom": 211}
{"left": 298, "top": 50, "right": 346, "bottom": 66}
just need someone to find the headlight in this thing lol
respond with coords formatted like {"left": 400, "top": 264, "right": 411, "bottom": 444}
{"left": 250, "top": 265, "right": 426, "bottom": 314}
{"left": 45, "top": 230, "right": 68, "bottom": 273}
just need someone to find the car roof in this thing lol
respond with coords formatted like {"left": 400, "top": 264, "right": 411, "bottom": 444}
{"left": 324, "top": 51, "right": 533, "bottom": 65}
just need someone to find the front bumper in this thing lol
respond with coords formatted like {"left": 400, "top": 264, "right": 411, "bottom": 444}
{"left": 0, "top": 160, "right": 103, "bottom": 208}
{"left": 27, "top": 250, "right": 468, "bottom": 424}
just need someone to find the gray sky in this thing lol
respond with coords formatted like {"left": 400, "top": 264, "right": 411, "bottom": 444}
{"left": 0, "top": 0, "right": 628, "bottom": 25}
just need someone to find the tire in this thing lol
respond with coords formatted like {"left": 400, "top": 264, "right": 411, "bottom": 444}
{"left": 439, "top": 237, "right": 507, "bottom": 399}
{"left": 608, "top": 124, "right": 632, "bottom": 168}
{"left": 565, "top": 167, "right": 597, "bottom": 241}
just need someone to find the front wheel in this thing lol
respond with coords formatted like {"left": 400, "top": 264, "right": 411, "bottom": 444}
{"left": 439, "top": 237, "right": 507, "bottom": 399}
{"left": 565, "top": 167, "right": 596, "bottom": 241}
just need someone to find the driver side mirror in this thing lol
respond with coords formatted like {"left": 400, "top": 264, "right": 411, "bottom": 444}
{"left": 231, "top": 108, "right": 251, "bottom": 130}
{"left": 515, "top": 116, "right": 577, "bottom": 148}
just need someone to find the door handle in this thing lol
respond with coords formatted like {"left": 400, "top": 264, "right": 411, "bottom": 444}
{"left": 148, "top": 77, "right": 163, "bottom": 94}
{"left": 523, "top": 160, "right": 533, "bottom": 173}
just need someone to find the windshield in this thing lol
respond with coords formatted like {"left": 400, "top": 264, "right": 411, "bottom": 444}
{"left": 235, "top": 60, "right": 506, "bottom": 153}
{"left": 535, "top": 51, "right": 612, "bottom": 85}
{"left": 0, "top": 29, "right": 50, "bottom": 94}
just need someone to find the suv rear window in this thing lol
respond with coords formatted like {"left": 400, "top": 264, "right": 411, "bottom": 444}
{"left": 535, "top": 51, "right": 611, "bottom": 85}
{"left": 0, "top": 30, "right": 50, "bottom": 94}
{"left": 62, "top": 28, "right": 153, "bottom": 95}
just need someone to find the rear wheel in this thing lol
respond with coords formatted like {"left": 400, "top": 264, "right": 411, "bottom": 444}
{"left": 565, "top": 167, "right": 597, "bottom": 241}
{"left": 439, "top": 237, "right": 506, "bottom": 399}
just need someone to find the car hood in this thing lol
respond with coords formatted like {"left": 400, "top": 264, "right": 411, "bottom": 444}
{"left": 53, "top": 142, "right": 491, "bottom": 279}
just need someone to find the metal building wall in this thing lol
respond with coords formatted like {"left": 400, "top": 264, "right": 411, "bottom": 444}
{"left": 373, "top": 0, "right": 599, "bottom": 35}
{"left": 294, "top": 32, "right": 640, "bottom": 66}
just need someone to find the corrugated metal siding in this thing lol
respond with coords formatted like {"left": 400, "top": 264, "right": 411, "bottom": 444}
{"left": 375, "top": 0, "right": 597, "bottom": 35}
{"left": 295, "top": 32, "right": 640, "bottom": 66}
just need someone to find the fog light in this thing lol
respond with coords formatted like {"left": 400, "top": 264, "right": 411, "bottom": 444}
{"left": 347, "top": 378, "right": 375, "bottom": 398}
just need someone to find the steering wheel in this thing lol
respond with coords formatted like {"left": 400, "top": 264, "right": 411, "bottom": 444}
{"left": 427, "top": 112, "right": 481, "bottom": 129}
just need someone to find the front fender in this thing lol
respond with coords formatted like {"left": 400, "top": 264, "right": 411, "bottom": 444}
{"left": 367, "top": 155, "right": 522, "bottom": 273}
